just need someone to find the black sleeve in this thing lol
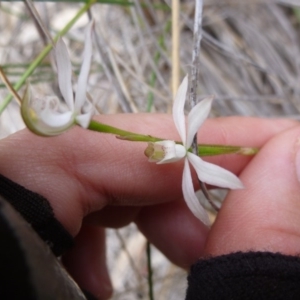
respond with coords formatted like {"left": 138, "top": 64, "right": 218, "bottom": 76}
{"left": 186, "top": 251, "right": 300, "bottom": 300}
{"left": 0, "top": 174, "right": 97, "bottom": 300}
{"left": 0, "top": 173, "right": 73, "bottom": 256}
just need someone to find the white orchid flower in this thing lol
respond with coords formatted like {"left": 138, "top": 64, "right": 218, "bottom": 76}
{"left": 145, "top": 75, "right": 243, "bottom": 226}
{"left": 21, "top": 22, "right": 94, "bottom": 136}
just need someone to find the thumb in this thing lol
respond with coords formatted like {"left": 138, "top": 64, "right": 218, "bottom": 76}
{"left": 205, "top": 125, "right": 300, "bottom": 256}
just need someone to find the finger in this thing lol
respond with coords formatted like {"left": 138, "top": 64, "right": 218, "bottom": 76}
{"left": 85, "top": 206, "right": 141, "bottom": 228}
{"left": 204, "top": 124, "right": 300, "bottom": 256}
{"left": 135, "top": 199, "right": 209, "bottom": 269}
{"left": 0, "top": 115, "right": 296, "bottom": 235}
{"left": 63, "top": 225, "right": 112, "bottom": 300}
{"left": 84, "top": 199, "right": 209, "bottom": 268}
{"left": 85, "top": 201, "right": 208, "bottom": 268}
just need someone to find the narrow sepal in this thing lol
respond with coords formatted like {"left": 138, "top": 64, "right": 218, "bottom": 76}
{"left": 182, "top": 159, "right": 210, "bottom": 226}
{"left": 186, "top": 96, "right": 213, "bottom": 149}
{"left": 55, "top": 38, "right": 74, "bottom": 110}
{"left": 187, "top": 152, "right": 244, "bottom": 189}
{"left": 74, "top": 21, "right": 94, "bottom": 111}
{"left": 173, "top": 75, "right": 188, "bottom": 145}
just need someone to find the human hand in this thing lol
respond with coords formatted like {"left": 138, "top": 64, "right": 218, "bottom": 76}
{"left": 0, "top": 114, "right": 297, "bottom": 299}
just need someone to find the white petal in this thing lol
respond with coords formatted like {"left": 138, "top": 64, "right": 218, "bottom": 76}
{"left": 55, "top": 38, "right": 74, "bottom": 110}
{"left": 187, "top": 152, "right": 244, "bottom": 189}
{"left": 173, "top": 75, "right": 188, "bottom": 145}
{"left": 186, "top": 96, "right": 213, "bottom": 149}
{"left": 40, "top": 109, "right": 73, "bottom": 128}
{"left": 175, "top": 144, "right": 187, "bottom": 158}
{"left": 75, "top": 21, "right": 94, "bottom": 112}
{"left": 182, "top": 159, "right": 210, "bottom": 226}
{"left": 75, "top": 112, "right": 92, "bottom": 128}
{"left": 158, "top": 143, "right": 186, "bottom": 164}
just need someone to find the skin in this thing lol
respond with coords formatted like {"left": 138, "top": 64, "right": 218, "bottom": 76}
{"left": 0, "top": 114, "right": 299, "bottom": 299}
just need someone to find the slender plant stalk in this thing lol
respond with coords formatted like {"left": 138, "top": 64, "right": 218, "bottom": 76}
{"left": 189, "top": 0, "right": 203, "bottom": 154}
{"left": 0, "top": 67, "right": 22, "bottom": 105}
{"left": 146, "top": 242, "right": 154, "bottom": 300}
{"left": 88, "top": 120, "right": 258, "bottom": 156}
{"left": 188, "top": 0, "right": 218, "bottom": 210}
{"left": 0, "top": 0, "right": 96, "bottom": 115}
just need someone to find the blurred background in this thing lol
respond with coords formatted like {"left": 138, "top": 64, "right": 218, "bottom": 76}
{"left": 1, "top": 0, "right": 300, "bottom": 299}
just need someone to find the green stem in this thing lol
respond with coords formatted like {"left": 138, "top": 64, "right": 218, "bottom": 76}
{"left": 146, "top": 241, "right": 154, "bottom": 300}
{"left": 87, "top": 119, "right": 259, "bottom": 156}
{"left": 0, "top": 0, "right": 96, "bottom": 115}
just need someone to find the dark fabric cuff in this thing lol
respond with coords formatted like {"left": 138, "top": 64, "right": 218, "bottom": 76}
{"left": 186, "top": 251, "right": 300, "bottom": 300}
{"left": 0, "top": 174, "right": 73, "bottom": 256}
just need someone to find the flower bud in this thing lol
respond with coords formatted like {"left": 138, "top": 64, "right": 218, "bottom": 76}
{"left": 144, "top": 140, "right": 186, "bottom": 164}
{"left": 21, "top": 84, "right": 74, "bottom": 136}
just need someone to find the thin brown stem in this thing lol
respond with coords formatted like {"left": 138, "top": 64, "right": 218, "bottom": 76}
{"left": 24, "top": 0, "right": 54, "bottom": 46}
{"left": 199, "top": 180, "right": 220, "bottom": 212}
{"left": 0, "top": 67, "right": 22, "bottom": 105}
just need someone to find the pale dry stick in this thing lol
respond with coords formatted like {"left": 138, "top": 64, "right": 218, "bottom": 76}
{"left": 190, "top": 0, "right": 219, "bottom": 212}
{"left": 114, "top": 53, "right": 169, "bottom": 104}
{"left": 171, "top": 0, "right": 180, "bottom": 101}
{"left": 88, "top": 15, "right": 133, "bottom": 113}
{"left": 189, "top": 0, "right": 203, "bottom": 115}
{"left": 130, "top": 5, "right": 171, "bottom": 99}
{"left": 106, "top": 46, "right": 139, "bottom": 113}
